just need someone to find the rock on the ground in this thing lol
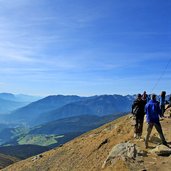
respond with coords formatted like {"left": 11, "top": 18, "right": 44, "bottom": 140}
{"left": 32, "top": 154, "right": 43, "bottom": 162}
{"left": 102, "top": 142, "right": 138, "bottom": 169}
{"left": 150, "top": 145, "right": 171, "bottom": 156}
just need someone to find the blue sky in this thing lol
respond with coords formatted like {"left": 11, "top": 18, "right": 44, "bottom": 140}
{"left": 0, "top": 0, "right": 170, "bottom": 96}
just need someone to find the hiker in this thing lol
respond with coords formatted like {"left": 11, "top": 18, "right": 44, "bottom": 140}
{"left": 132, "top": 94, "right": 146, "bottom": 139}
{"left": 159, "top": 91, "right": 166, "bottom": 117}
{"left": 166, "top": 94, "right": 171, "bottom": 110}
{"left": 165, "top": 95, "right": 171, "bottom": 117}
{"left": 145, "top": 94, "right": 167, "bottom": 148}
{"left": 142, "top": 91, "right": 149, "bottom": 103}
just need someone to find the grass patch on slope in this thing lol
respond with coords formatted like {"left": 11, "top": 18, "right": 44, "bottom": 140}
{"left": 18, "top": 134, "right": 64, "bottom": 146}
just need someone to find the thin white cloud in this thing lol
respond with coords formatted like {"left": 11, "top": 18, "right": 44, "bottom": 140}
{"left": 0, "top": 82, "right": 4, "bottom": 85}
{"left": 0, "top": 45, "right": 37, "bottom": 63}
{"left": 0, "top": 55, "right": 33, "bottom": 62}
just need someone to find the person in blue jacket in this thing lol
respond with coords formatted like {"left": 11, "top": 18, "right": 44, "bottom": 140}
{"left": 145, "top": 94, "right": 167, "bottom": 148}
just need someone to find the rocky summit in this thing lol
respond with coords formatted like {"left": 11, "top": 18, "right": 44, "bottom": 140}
{"left": 1, "top": 108, "right": 171, "bottom": 171}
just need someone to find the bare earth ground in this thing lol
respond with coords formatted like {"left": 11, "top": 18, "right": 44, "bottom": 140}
{"left": 2, "top": 108, "right": 171, "bottom": 171}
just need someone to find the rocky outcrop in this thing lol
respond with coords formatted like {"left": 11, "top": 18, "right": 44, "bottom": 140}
{"left": 102, "top": 142, "right": 145, "bottom": 170}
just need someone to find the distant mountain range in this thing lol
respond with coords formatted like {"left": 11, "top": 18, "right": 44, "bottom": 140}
{"left": 34, "top": 95, "right": 134, "bottom": 125}
{"left": 0, "top": 93, "right": 42, "bottom": 102}
{"left": 2, "top": 94, "right": 134, "bottom": 126}
{"left": 0, "top": 98, "right": 28, "bottom": 115}
{"left": 1, "top": 95, "right": 83, "bottom": 124}
{"left": 0, "top": 93, "right": 42, "bottom": 115}
{"left": 0, "top": 93, "right": 134, "bottom": 161}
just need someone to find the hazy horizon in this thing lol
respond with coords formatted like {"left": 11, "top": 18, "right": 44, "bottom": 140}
{"left": 1, "top": 91, "right": 170, "bottom": 98}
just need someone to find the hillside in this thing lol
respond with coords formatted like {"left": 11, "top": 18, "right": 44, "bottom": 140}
{"left": 0, "top": 126, "right": 29, "bottom": 145}
{"left": 0, "top": 153, "right": 19, "bottom": 170}
{"left": 2, "top": 108, "right": 171, "bottom": 171}
{"left": 0, "top": 145, "right": 49, "bottom": 159}
{"left": 29, "top": 114, "right": 125, "bottom": 135}
{"left": 1, "top": 114, "right": 125, "bottom": 148}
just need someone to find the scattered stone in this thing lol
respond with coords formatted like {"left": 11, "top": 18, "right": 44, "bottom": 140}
{"left": 89, "top": 134, "right": 96, "bottom": 138}
{"left": 102, "top": 124, "right": 117, "bottom": 132}
{"left": 103, "top": 128, "right": 110, "bottom": 132}
{"left": 97, "top": 138, "right": 108, "bottom": 149}
{"left": 150, "top": 145, "right": 171, "bottom": 156}
{"left": 137, "top": 150, "right": 147, "bottom": 157}
{"left": 102, "top": 142, "right": 139, "bottom": 169}
{"left": 32, "top": 154, "right": 43, "bottom": 162}
{"left": 136, "top": 156, "right": 144, "bottom": 163}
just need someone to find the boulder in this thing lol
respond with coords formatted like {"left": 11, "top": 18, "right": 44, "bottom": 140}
{"left": 102, "top": 142, "right": 138, "bottom": 168}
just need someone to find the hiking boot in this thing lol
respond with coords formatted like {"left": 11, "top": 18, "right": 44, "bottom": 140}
{"left": 144, "top": 138, "right": 148, "bottom": 148}
{"left": 145, "top": 144, "right": 148, "bottom": 149}
{"left": 162, "top": 141, "right": 168, "bottom": 146}
{"left": 137, "top": 133, "right": 142, "bottom": 139}
{"left": 139, "top": 137, "right": 144, "bottom": 141}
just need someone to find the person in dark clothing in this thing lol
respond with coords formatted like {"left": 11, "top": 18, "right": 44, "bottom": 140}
{"left": 132, "top": 94, "right": 146, "bottom": 139}
{"left": 166, "top": 94, "right": 171, "bottom": 117}
{"left": 166, "top": 94, "right": 171, "bottom": 110}
{"left": 142, "top": 91, "right": 149, "bottom": 103}
{"left": 159, "top": 91, "right": 166, "bottom": 117}
{"left": 145, "top": 94, "right": 167, "bottom": 148}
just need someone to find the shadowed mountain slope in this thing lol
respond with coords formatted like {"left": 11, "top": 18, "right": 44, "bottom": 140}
{"left": 4, "top": 95, "right": 83, "bottom": 123}
{"left": 0, "top": 153, "right": 19, "bottom": 170}
{"left": 0, "top": 145, "right": 49, "bottom": 160}
{"left": 34, "top": 95, "right": 134, "bottom": 125}
{"left": 0, "top": 113, "right": 125, "bottom": 148}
